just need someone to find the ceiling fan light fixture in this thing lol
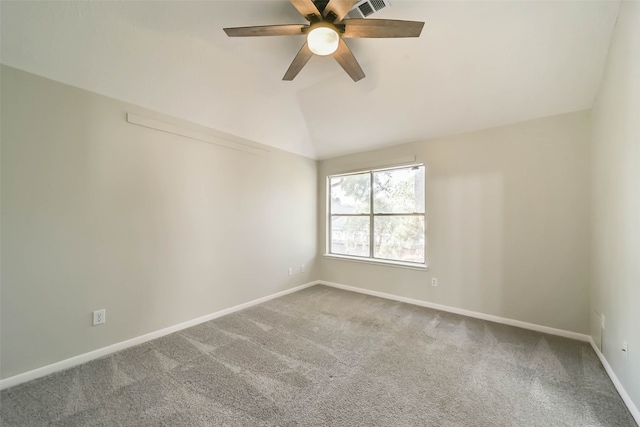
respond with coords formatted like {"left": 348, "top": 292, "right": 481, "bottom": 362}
{"left": 223, "top": 0, "right": 425, "bottom": 81}
{"left": 307, "top": 25, "right": 339, "bottom": 56}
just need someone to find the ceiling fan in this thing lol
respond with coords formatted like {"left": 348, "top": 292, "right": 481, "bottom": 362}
{"left": 223, "top": 0, "right": 424, "bottom": 82}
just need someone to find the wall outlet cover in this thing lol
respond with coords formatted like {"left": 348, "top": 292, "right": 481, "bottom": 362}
{"left": 93, "top": 309, "right": 106, "bottom": 326}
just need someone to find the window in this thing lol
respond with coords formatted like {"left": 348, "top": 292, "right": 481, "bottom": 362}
{"left": 328, "top": 165, "right": 426, "bottom": 266}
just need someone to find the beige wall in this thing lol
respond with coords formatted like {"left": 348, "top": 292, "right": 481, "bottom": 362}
{"left": 0, "top": 65, "right": 318, "bottom": 379}
{"left": 319, "top": 111, "right": 591, "bottom": 334}
{"left": 591, "top": 1, "right": 640, "bottom": 410}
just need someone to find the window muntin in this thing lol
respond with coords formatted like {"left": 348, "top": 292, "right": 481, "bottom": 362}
{"left": 329, "top": 165, "right": 425, "bottom": 265}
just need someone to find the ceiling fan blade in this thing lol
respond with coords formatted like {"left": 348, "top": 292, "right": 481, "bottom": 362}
{"left": 333, "top": 38, "right": 365, "bottom": 82}
{"left": 224, "top": 24, "right": 308, "bottom": 37}
{"left": 289, "top": 0, "right": 321, "bottom": 20}
{"left": 323, "top": 0, "right": 358, "bottom": 22}
{"left": 283, "top": 42, "right": 314, "bottom": 80}
{"left": 342, "top": 19, "right": 425, "bottom": 38}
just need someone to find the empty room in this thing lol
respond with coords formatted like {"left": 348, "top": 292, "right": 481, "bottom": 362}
{"left": 1, "top": 0, "right": 638, "bottom": 425}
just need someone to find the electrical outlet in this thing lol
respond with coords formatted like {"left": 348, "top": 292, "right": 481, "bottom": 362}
{"left": 93, "top": 309, "right": 106, "bottom": 326}
{"left": 431, "top": 278, "right": 438, "bottom": 287}
{"left": 288, "top": 267, "right": 293, "bottom": 276}
{"left": 301, "top": 264, "right": 305, "bottom": 273}
{"left": 622, "top": 341, "right": 628, "bottom": 360}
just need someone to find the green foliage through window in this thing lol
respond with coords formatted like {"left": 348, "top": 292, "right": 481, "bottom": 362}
{"left": 329, "top": 165, "right": 425, "bottom": 264}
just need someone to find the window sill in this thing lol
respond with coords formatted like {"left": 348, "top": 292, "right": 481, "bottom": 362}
{"left": 323, "top": 254, "right": 428, "bottom": 271}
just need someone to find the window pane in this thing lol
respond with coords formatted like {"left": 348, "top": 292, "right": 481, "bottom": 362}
{"left": 330, "top": 216, "right": 370, "bottom": 257}
{"left": 373, "top": 166, "right": 425, "bottom": 214}
{"left": 330, "top": 173, "right": 370, "bottom": 214}
{"left": 373, "top": 216, "right": 425, "bottom": 263}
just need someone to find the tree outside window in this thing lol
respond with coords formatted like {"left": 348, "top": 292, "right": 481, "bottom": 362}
{"left": 329, "top": 165, "right": 425, "bottom": 265}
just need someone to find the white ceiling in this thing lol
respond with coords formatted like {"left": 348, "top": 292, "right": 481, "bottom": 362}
{"left": 1, "top": 1, "right": 619, "bottom": 159}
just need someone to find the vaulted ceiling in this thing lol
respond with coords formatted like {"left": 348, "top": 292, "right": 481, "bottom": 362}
{"left": 1, "top": 1, "right": 619, "bottom": 159}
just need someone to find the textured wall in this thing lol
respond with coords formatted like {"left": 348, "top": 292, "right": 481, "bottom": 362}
{"left": 591, "top": 0, "right": 640, "bottom": 412}
{"left": 0, "top": 66, "right": 317, "bottom": 379}
{"left": 319, "top": 111, "right": 591, "bottom": 334}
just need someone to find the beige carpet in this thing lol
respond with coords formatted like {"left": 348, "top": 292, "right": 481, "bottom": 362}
{"left": 1, "top": 285, "right": 637, "bottom": 426}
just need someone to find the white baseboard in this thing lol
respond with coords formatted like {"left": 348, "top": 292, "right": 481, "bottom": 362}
{"left": 0, "top": 281, "right": 319, "bottom": 390}
{"left": 6, "top": 278, "right": 638, "bottom": 427}
{"left": 318, "top": 281, "right": 591, "bottom": 342}
{"left": 589, "top": 338, "right": 640, "bottom": 425}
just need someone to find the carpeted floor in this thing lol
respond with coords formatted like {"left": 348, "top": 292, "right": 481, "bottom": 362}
{"left": 1, "top": 285, "right": 637, "bottom": 426}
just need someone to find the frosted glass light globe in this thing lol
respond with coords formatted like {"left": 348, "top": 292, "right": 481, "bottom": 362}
{"left": 307, "top": 27, "right": 339, "bottom": 56}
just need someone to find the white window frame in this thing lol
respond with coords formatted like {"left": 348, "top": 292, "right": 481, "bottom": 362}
{"left": 326, "top": 164, "right": 427, "bottom": 270}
